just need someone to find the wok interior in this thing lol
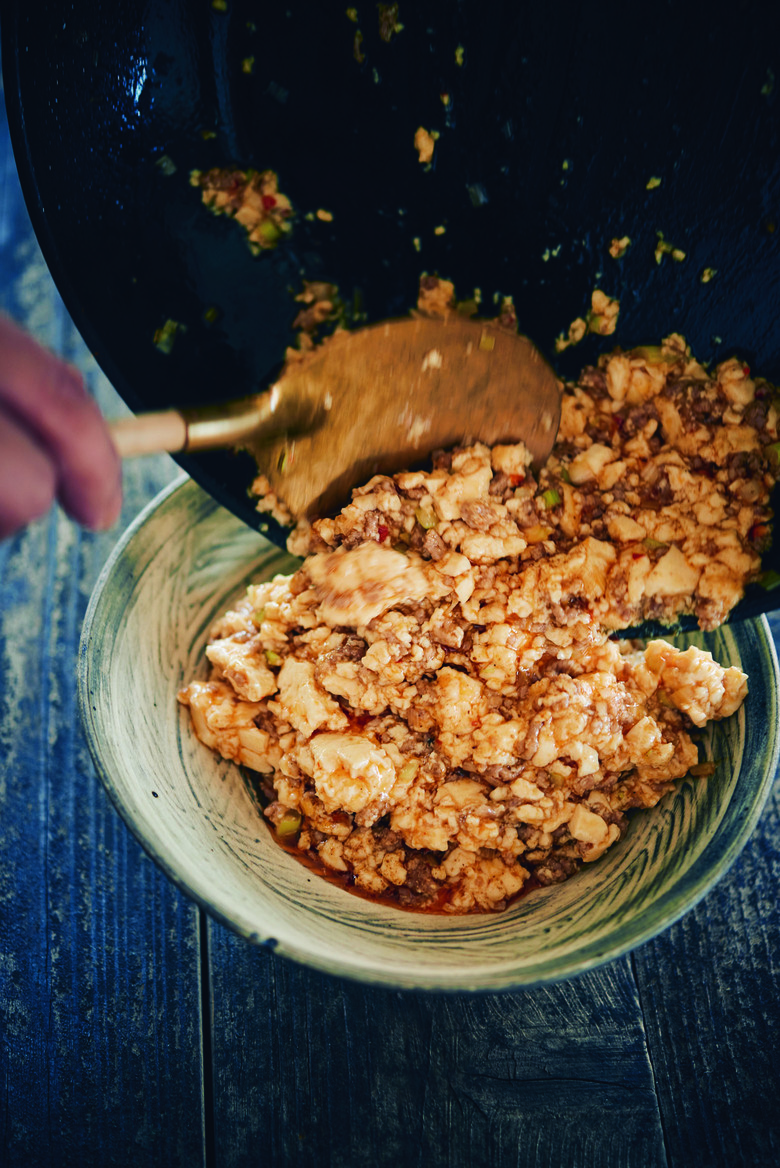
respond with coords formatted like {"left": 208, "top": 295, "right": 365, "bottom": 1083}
{"left": 5, "top": 0, "right": 780, "bottom": 564}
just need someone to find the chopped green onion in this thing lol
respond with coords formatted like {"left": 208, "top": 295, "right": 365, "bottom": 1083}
{"left": 264, "top": 649, "right": 282, "bottom": 666}
{"left": 255, "top": 219, "right": 282, "bottom": 245}
{"left": 548, "top": 770, "right": 568, "bottom": 787}
{"left": 642, "top": 538, "right": 669, "bottom": 551}
{"left": 276, "top": 809, "right": 302, "bottom": 838}
{"left": 481, "top": 665, "right": 503, "bottom": 679}
{"left": 766, "top": 441, "right": 780, "bottom": 460}
{"left": 759, "top": 570, "right": 780, "bottom": 591}
{"left": 542, "top": 488, "right": 561, "bottom": 509}
{"left": 252, "top": 607, "right": 266, "bottom": 628}
{"left": 153, "top": 318, "right": 184, "bottom": 355}
{"left": 559, "top": 466, "right": 572, "bottom": 485}
{"left": 415, "top": 505, "right": 437, "bottom": 530}
{"left": 456, "top": 299, "right": 479, "bottom": 317}
{"left": 632, "top": 345, "right": 678, "bottom": 365}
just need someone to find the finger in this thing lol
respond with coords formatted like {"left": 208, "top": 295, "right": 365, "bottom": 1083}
{"left": 0, "top": 410, "right": 57, "bottom": 539}
{"left": 0, "top": 315, "right": 122, "bottom": 530}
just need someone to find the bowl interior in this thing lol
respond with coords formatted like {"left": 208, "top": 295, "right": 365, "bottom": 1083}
{"left": 79, "top": 478, "right": 780, "bottom": 989}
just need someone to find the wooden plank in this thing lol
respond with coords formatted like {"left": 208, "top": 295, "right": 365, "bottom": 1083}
{"left": 633, "top": 766, "right": 780, "bottom": 1167}
{"left": 207, "top": 923, "right": 667, "bottom": 1168}
{"left": 0, "top": 99, "right": 205, "bottom": 1166}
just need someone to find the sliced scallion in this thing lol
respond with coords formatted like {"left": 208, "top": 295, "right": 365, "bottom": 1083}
{"left": 415, "top": 505, "right": 437, "bottom": 530}
{"left": 276, "top": 809, "right": 302, "bottom": 838}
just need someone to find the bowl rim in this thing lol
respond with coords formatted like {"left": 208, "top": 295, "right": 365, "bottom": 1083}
{"left": 78, "top": 476, "right": 780, "bottom": 991}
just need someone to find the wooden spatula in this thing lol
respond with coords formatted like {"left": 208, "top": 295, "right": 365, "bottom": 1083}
{"left": 109, "top": 315, "right": 561, "bottom": 520}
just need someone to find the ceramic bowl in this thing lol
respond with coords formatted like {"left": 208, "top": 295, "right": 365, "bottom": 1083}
{"left": 79, "top": 478, "right": 780, "bottom": 990}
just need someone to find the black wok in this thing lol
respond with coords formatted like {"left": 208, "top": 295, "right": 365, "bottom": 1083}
{"left": 3, "top": 0, "right": 780, "bottom": 629}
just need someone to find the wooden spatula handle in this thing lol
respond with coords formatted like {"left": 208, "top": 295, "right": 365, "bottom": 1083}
{"left": 109, "top": 411, "right": 188, "bottom": 457}
{"left": 107, "top": 390, "right": 325, "bottom": 459}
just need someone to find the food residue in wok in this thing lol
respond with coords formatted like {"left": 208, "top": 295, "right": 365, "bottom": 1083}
{"left": 555, "top": 288, "right": 620, "bottom": 352}
{"left": 189, "top": 167, "right": 294, "bottom": 253}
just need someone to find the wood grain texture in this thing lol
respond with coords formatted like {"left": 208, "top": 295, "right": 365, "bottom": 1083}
{"left": 632, "top": 775, "right": 780, "bottom": 1167}
{"left": 207, "top": 927, "right": 667, "bottom": 1168}
{"left": 0, "top": 92, "right": 204, "bottom": 1166}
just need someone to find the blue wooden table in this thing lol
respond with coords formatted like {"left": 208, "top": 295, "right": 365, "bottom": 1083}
{"left": 1, "top": 66, "right": 779, "bottom": 1168}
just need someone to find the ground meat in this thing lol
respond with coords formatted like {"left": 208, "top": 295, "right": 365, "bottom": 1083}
{"left": 727, "top": 450, "right": 764, "bottom": 481}
{"left": 403, "top": 856, "right": 442, "bottom": 898}
{"left": 622, "top": 402, "right": 658, "bottom": 436}
{"left": 340, "top": 510, "right": 392, "bottom": 548}
{"left": 406, "top": 707, "right": 435, "bottom": 733}
{"left": 432, "top": 449, "right": 453, "bottom": 471}
{"left": 372, "top": 825, "right": 402, "bottom": 849}
{"left": 641, "top": 468, "right": 676, "bottom": 507}
{"left": 460, "top": 501, "right": 497, "bottom": 531}
{"left": 534, "top": 855, "right": 580, "bottom": 886}
{"left": 422, "top": 529, "right": 447, "bottom": 560}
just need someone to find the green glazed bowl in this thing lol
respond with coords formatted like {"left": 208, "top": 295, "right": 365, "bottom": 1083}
{"left": 79, "top": 477, "right": 780, "bottom": 990}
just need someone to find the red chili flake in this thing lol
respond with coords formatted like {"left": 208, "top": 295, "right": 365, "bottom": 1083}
{"left": 508, "top": 473, "right": 525, "bottom": 486}
{"left": 743, "top": 364, "right": 751, "bottom": 377}
{"left": 262, "top": 194, "right": 277, "bottom": 210}
{"left": 378, "top": 525, "right": 389, "bottom": 542}
{"left": 750, "top": 523, "right": 770, "bottom": 542}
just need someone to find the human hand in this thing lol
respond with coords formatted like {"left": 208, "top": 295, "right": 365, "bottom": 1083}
{"left": 0, "top": 314, "right": 122, "bottom": 539}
